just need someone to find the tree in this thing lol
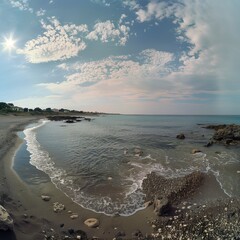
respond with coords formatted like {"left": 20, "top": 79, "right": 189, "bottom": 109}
{"left": 46, "top": 108, "right": 52, "bottom": 112}
{"left": 23, "top": 108, "right": 29, "bottom": 112}
{"left": 0, "top": 102, "right": 10, "bottom": 110}
{"left": 34, "top": 107, "right": 42, "bottom": 112}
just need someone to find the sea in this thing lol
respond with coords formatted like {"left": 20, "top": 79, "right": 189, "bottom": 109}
{"left": 13, "top": 115, "right": 240, "bottom": 216}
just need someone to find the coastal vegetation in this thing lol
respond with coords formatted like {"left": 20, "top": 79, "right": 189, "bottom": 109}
{"left": 0, "top": 102, "right": 100, "bottom": 116}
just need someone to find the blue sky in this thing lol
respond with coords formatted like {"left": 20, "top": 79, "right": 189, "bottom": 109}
{"left": 0, "top": 0, "right": 240, "bottom": 114}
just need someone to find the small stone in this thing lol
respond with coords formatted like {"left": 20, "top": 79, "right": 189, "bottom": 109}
{"left": 152, "top": 224, "right": 156, "bottom": 228}
{"left": 23, "top": 214, "right": 28, "bottom": 218}
{"left": 84, "top": 218, "right": 100, "bottom": 228}
{"left": 144, "top": 201, "right": 153, "bottom": 208}
{"left": 53, "top": 202, "right": 65, "bottom": 213}
{"left": 70, "top": 214, "right": 79, "bottom": 219}
{"left": 76, "top": 236, "right": 81, "bottom": 240}
{"left": 192, "top": 149, "right": 202, "bottom": 154}
{"left": 68, "top": 228, "right": 74, "bottom": 235}
{"left": 224, "top": 207, "right": 228, "bottom": 211}
{"left": 108, "top": 177, "right": 113, "bottom": 180}
{"left": 237, "top": 171, "right": 240, "bottom": 174}
{"left": 60, "top": 224, "right": 64, "bottom": 228}
{"left": 67, "top": 211, "right": 72, "bottom": 214}
{"left": 41, "top": 195, "right": 51, "bottom": 201}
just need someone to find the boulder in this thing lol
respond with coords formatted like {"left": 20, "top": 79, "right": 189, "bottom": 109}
{"left": 84, "top": 218, "right": 99, "bottom": 228}
{"left": 41, "top": 195, "right": 51, "bottom": 201}
{"left": 53, "top": 202, "right": 65, "bottom": 213}
{"left": 153, "top": 198, "right": 171, "bottom": 216}
{"left": 176, "top": 133, "right": 185, "bottom": 139}
{"left": 0, "top": 205, "right": 13, "bottom": 231}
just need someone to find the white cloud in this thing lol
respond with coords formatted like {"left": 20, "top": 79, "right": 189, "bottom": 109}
{"left": 36, "top": 8, "right": 46, "bottom": 17}
{"left": 39, "top": 49, "right": 176, "bottom": 97}
{"left": 86, "top": 20, "right": 130, "bottom": 46}
{"left": 9, "top": 0, "right": 33, "bottom": 12}
{"left": 122, "top": 0, "right": 139, "bottom": 10}
{"left": 17, "top": 17, "right": 88, "bottom": 63}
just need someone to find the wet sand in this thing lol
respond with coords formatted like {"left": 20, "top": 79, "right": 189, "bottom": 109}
{"left": 0, "top": 115, "right": 239, "bottom": 240}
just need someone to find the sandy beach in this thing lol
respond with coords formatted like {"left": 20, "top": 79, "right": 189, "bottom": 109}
{"left": 0, "top": 115, "right": 240, "bottom": 240}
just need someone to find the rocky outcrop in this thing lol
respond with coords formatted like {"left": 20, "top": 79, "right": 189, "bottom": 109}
{"left": 0, "top": 205, "right": 13, "bottom": 231}
{"left": 204, "top": 124, "right": 240, "bottom": 145}
{"left": 47, "top": 116, "right": 91, "bottom": 123}
{"left": 142, "top": 171, "right": 204, "bottom": 207}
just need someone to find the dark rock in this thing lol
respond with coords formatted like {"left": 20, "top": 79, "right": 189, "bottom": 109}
{"left": 176, "top": 133, "right": 185, "bottom": 139}
{"left": 132, "top": 230, "right": 143, "bottom": 238}
{"left": 204, "top": 141, "right": 213, "bottom": 147}
{"left": 115, "top": 231, "right": 126, "bottom": 239}
{"left": 204, "top": 124, "right": 240, "bottom": 145}
{"left": 68, "top": 228, "right": 74, "bottom": 235}
{"left": 75, "top": 230, "right": 88, "bottom": 240}
{"left": 153, "top": 197, "right": 171, "bottom": 216}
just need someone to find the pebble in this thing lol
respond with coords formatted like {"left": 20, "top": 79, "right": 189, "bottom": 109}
{"left": 76, "top": 236, "right": 81, "bottom": 240}
{"left": 84, "top": 218, "right": 100, "bottom": 228}
{"left": 41, "top": 195, "right": 51, "bottom": 201}
{"left": 70, "top": 214, "right": 79, "bottom": 219}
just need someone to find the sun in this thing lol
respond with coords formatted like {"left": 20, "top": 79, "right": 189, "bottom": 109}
{"left": 2, "top": 36, "right": 16, "bottom": 51}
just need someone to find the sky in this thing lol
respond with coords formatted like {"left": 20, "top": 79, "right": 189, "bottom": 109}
{"left": 0, "top": 0, "right": 240, "bottom": 114}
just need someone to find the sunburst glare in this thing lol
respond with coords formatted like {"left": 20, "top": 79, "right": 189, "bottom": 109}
{"left": 2, "top": 36, "right": 17, "bottom": 51}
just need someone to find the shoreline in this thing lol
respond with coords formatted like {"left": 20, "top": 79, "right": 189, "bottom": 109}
{"left": 0, "top": 115, "right": 240, "bottom": 239}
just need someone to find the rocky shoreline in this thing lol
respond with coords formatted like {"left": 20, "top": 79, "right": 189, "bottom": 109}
{"left": 0, "top": 116, "right": 240, "bottom": 240}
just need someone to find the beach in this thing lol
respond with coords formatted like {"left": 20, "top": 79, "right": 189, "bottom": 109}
{"left": 0, "top": 115, "right": 240, "bottom": 240}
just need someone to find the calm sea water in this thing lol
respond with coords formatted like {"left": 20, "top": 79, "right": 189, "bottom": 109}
{"left": 14, "top": 115, "right": 240, "bottom": 216}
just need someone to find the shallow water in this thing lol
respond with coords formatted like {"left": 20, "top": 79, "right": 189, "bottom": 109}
{"left": 14, "top": 115, "right": 240, "bottom": 216}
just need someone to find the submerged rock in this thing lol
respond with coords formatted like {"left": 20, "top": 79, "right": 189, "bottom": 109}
{"left": 176, "top": 133, "right": 185, "bottom": 139}
{"left": 84, "top": 218, "right": 99, "bottom": 228}
{"left": 0, "top": 205, "right": 13, "bottom": 231}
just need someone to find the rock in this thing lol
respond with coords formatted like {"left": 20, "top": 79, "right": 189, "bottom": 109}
{"left": 204, "top": 124, "right": 240, "bottom": 145}
{"left": 53, "top": 202, "right": 65, "bottom": 213}
{"left": 204, "top": 141, "right": 213, "bottom": 147}
{"left": 176, "top": 133, "right": 185, "bottom": 139}
{"left": 192, "top": 149, "right": 202, "bottom": 154}
{"left": 0, "top": 205, "right": 14, "bottom": 231}
{"left": 134, "top": 147, "right": 143, "bottom": 157}
{"left": 144, "top": 200, "right": 153, "bottom": 208}
{"left": 132, "top": 230, "right": 143, "bottom": 238}
{"left": 41, "top": 195, "right": 51, "bottom": 201}
{"left": 142, "top": 171, "right": 204, "bottom": 205}
{"left": 115, "top": 231, "right": 126, "bottom": 238}
{"left": 68, "top": 228, "right": 75, "bottom": 235}
{"left": 70, "top": 214, "right": 78, "bottom": 219}
{"left": 60, "top": 223, "right": 64, "bottom": 228}
{"left": 153, "top": 198, "right": 171, "bottom": 216}
{"left": 84, "top": 218, "right": 99, "bottom": 228}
